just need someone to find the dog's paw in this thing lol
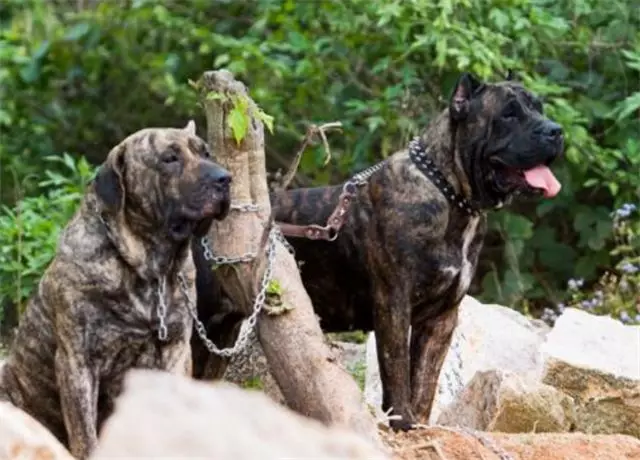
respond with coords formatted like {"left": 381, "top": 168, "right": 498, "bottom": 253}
{"left": 389, "top": 417, "right": 417, "bottom": 432}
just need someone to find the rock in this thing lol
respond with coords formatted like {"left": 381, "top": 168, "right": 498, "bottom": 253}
{"left": 381, "top": 426, "right": 640, "bottom": 460}
{"left": 436, "top": 370, "right": 576, "bottom": 433}
{"left": 540, "top": 307, "right": 640, "bottom": 438}
{"left": 0, "top": 401, "right": 74, "bottom": 460}
{"left": 365, "top": 296, "right": 550, "bottom": 423}
{"left": 223, "top": 330, "right": 286, "bottom": 404}
{"left": 224, "top": 331, "right": 366, "bottom": 403}
{"left": 92, "top": 369, "right": 387, "bottom": 459}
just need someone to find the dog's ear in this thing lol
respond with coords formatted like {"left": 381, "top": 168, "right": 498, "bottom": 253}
{"left": 94, "top": 144, "right": 126, "bottom": 213}
{"left": 183, "top": 119, "right": 196, "bottom": 136}
{"left": 505, "top": 69, "right": 519, "bottom": 81}
{"left": 450, "top": 72, "right": 484, "bottom": 121}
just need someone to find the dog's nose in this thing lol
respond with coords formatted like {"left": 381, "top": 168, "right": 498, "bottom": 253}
{"left": 202, "top": 163, "right": 231, "bottom": 191}
{"left": 542, "top": 121, "right": 563, "bottom": 140}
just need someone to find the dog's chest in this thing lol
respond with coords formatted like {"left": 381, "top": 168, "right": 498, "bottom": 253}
{"left": 413, "top": 216, "right": 483, "bottom": 307}
{"left": 127, "top": 286, "right": 190, "bottom": 339}
{"left": 454, "top": 216, "right": 481, "bottom": 299}
{"left": 94, "top": 282, "right": 191, "bottom": 375}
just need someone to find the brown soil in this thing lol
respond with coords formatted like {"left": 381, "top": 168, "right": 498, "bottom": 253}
{"left": 379, "top": 425, "right": 640, "bottom": 460}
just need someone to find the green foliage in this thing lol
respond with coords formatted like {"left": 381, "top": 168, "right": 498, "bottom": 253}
{"left": 0, "top": 0, "right": 639, "bottom": 320}
{"left": 328, "top": 331, "right": 368, "bottom": 345}
{"left": 0, "top": 154, "right": 95, "bottom": 317}
{"left": 541, "top": 203, "right": 640, "bottom": 325}
{"left": 342, "top": 358, "right": 367, "bottom": 392}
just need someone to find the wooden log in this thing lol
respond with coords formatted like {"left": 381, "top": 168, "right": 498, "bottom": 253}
{"left": 197, "top": 70, "right": 380, "bottom": 445}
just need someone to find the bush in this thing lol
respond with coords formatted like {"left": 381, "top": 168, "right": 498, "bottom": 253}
{"left": 0, "top": 154, "right": 95, "bottom": 319}
{"left": 542, "top": 203, "right": 640, "bottom": 325}
{"left": 0, "top": 0, "right": 639, "bottom": 323}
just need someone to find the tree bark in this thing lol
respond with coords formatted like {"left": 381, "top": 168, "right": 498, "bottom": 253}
{"left": 198, "top": 70, "right": 380, "bottom": 445}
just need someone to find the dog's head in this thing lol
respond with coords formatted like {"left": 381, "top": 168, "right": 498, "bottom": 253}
{"left": 449, "top": 71, "right": 564, "bottom": 207}
{"left": 94, "top": 121, "right": 231, "bottom": 241}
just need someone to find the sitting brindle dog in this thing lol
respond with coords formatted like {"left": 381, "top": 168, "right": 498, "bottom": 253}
{"left": 0, "top": 122, "right": 230, "bottom": 459}
{"left": 268, "top": 72, "right": 564, "bottom": 430}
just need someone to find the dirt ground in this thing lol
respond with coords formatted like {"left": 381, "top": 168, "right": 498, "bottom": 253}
{"left": 379, "top": 425, "right": 640, "bottom": 460}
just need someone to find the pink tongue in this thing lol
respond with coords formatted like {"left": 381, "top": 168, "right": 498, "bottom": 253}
{"left": 523, "top": 166, "right": 561, "bottom": 198}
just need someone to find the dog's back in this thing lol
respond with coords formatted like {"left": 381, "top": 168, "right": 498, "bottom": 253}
{"left": 270, "top": 184, "right": 377, "bottom": 332}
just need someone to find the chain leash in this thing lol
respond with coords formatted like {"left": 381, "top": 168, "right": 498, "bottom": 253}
{"left": 167, "top": 160, "right": 388, "bottom": 354}
{"left": 349, "top": 159, "right": 387, "bottom": 187}
{"left": 156, "top": 277, "right": 169, "bottom": 341}
{"left": 180, "top": 225, "right": 278, "bottom": 358}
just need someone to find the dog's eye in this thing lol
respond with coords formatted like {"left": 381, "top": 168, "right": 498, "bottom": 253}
{"left": 161, "top": 149, "right": 180, "bottom": 164}
{"left": 502, "top": 103, "right": 520, "bottom": 120}
{"left": 533, "top": 99, "right": 544, "bottom": 114}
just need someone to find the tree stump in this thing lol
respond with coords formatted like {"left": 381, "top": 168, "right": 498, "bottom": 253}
{"left": 197, "top": 70, "right": 380, "bottom": 445}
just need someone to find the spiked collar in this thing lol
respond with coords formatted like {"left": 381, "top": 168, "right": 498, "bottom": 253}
{"left": 408, "top": 137, "right": 480, "bottom": 217}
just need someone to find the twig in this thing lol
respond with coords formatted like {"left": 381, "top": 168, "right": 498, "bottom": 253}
{"left": 277, "top": 121, "right": 343, "bottom": 192}
{"left": 397, "top": 440, "right": 449, "bottom": 460}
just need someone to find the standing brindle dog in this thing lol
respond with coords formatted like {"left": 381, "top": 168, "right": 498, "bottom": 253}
{"left": 0, "top": 122, "right": 231, "bottom": 459}
{"left": 268, "top": 72, "right": 564, "bottom": 430}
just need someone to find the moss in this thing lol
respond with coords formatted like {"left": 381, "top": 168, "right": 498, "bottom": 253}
{"left": 327, "top": 330, "right": 368, "bottom": 344}
{"left": 241, "top": 376, "right": 264, "bottom": 390}
{"left": 348, "top": 360, "right": 367, "bottom": 392}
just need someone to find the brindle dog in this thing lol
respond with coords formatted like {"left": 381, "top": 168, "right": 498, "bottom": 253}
{"left": 0, "top": 122, "right": 231, "bottom": 459}
{"left": 269, "top": 72, "right": 564, "bottom": 430}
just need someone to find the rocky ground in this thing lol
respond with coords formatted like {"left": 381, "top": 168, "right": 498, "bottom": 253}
{"left": 1, "top": 295, "right": 639, "bottom": 459}
{"left": 223, "top": 294, "right": 640, "bottom": 458}
{"left": 380, "top": 426, "right": 640, "bottom": 460}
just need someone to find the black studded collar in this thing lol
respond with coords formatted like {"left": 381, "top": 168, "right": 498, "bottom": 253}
{"left": 408, "top": 137, "right": 480, "bottom": 217}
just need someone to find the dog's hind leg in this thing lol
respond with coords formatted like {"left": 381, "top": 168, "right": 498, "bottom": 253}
{"left": 409, "top": 305, "right": 459, "bottom": 425}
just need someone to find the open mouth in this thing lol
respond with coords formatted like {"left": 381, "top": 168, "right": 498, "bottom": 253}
{"left": 497, "top": 163, "right": 562, "bottom": 199}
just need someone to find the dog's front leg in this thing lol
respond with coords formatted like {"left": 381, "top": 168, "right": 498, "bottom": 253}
{"left": 55, "top": 343, "right": 98, "bottom": 460}
{"left": 373, "top": 286, "right": 414, "bottom": 431}
{"left": 165, "top": 340, "right": 193, "bottom": 377}
{"left": 409, "top": 305, "right": 459, "bottom": 424}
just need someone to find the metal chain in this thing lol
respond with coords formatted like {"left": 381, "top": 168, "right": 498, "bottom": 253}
{"left": 200, "top": 235, "right": 258, "bottom": 265}
{"left": 199, "top": 202, "right": 263, "bottom": 265}
{"left": 188, "top": 160, "right": 387, "bottom": 355}
{"left": 230, "top": 202, "right": 261, "bottom": 212}
{"left": 182, "top": 226, "right": 278, "bottom": 357}
{"left": 349, "top": 159, "right": 388, "bottom": 186}
{"left": 276, "top": 228, "right": 295, "bottom": 254}
{"left": 156, "top": 276, "right": 169, "bottom": 342}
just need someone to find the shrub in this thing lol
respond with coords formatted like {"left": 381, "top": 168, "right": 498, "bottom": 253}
{"left": 0, "top": 154, "right": 95, "bottom": 320}
{"left": 542, "top": 203, "right": 640, "bottom": 325}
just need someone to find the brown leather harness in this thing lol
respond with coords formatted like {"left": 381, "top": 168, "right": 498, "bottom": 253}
{"left": 275, "top": 136, "right": 480, "bottom": 241}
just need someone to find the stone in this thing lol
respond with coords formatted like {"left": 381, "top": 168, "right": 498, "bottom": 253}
{"left": 0, "top": 401, "right": 74, "bottom": 460}
{"left": 223, "top": 330, "right": 286, "bottom": 404}
{"left": 540, "top": 307, "right": 640, "bottom": 438}
{"left": 365, "top": 295, "right": 550, "bottom": 423}
{"left": 381, "top": 426, "right": 640, "bottom": 460}
{"left": 92, "top": 369, "right": 388, "bottom": 459}
{"left": 224, "top": 332, "right": 366, "bottom": 403}
{"left": 436, "top": 370, "right": 576, "bottom": 433}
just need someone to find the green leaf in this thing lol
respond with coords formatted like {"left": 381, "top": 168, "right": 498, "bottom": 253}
{"left": 206, "top": 91, "right": 225, "bottom": 101}
{"left": 64, "top": 23, "right": 91, "bottom": 42}
{"left": 227, "top": 98, "right": 249, "bottom": 145}
{"left": 501, "top": 214, "right": 534, "bottom": 240}
{"left": 255, "top": 107, "right": 275, "bottom": 134}
{"left": 538, "top": 242, "right": 577, "bottom": 273}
